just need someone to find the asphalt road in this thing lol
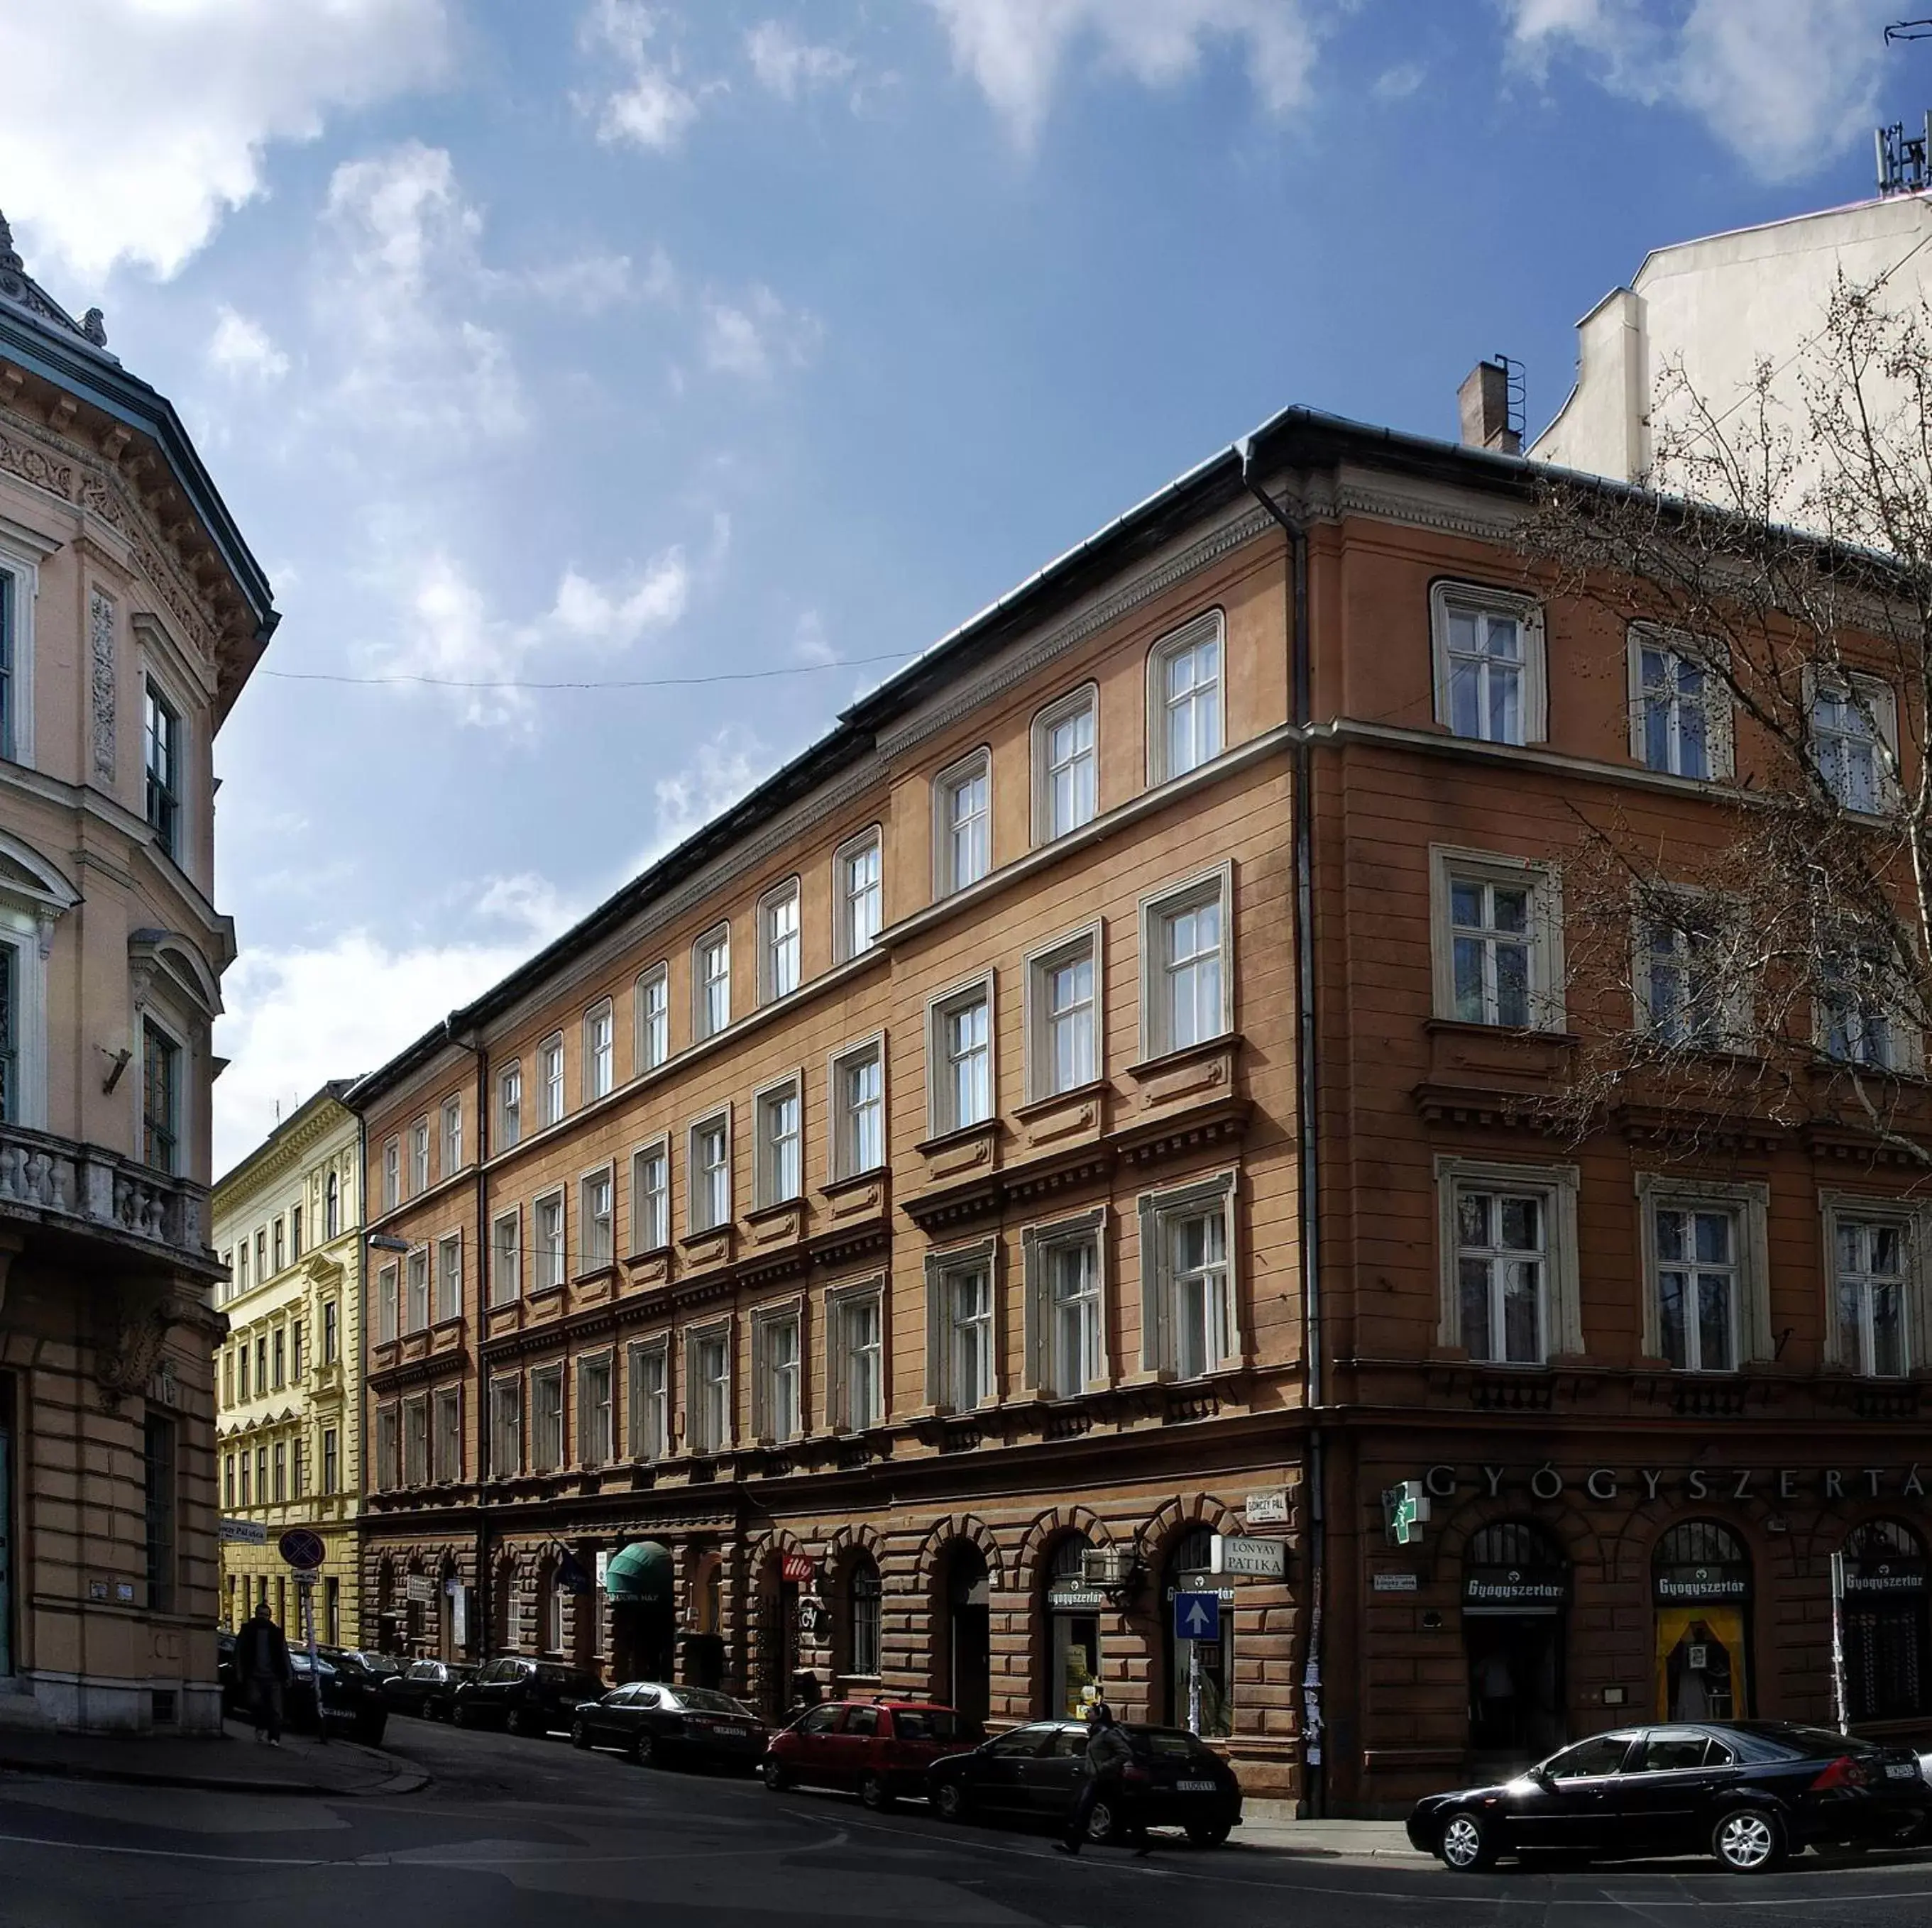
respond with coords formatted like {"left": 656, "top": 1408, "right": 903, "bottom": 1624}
{"left": 4, "top": 1719, "right": 1932, "bottom": 1927}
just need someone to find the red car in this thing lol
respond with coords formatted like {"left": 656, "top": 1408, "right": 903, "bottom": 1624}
{"left": 763, "top": 1700, "right": 977, "bottom": 1809}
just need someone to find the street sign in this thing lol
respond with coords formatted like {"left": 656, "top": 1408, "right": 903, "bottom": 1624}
{"left": 1244, "top": 1489, "right": 1290, "bottom": 1526}
{"left": 1174, "top": 1591, "right": 1221, "bottom": 1641}
{"left": 278, "top": 1528, "right": 326, "bottom": 1570}
{"left": 1372, "top": 1571, "right": 1419, "bottom": 1593}
{"left": 1383, "top": 1481, "right": 1429, "bottom": 1547}
{"left": 219, "top": 1518, "right": 268, "bottom": 1546}
{"left": 405, "top": 1573, "right": 438, "bottom": 1605}
{"left": 1210, "top": 1534, "right": 1288, "bottom": 1580}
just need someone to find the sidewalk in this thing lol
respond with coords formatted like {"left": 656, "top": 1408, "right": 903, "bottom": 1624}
{"left": 1239, "top": 1802, "right": 1430, "bottom": 1860}
{"left": 0, "top": 1719, "right": 427, "bottom": 1798}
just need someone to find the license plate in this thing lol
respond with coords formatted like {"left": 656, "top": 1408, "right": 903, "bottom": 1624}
{"left": 1178, "top": 1779, "right": 1217, "bottom": 1792}
{"left": 1887, "top": 1762, "right": 1918, "bottom": 1780}
{"left": 713, "top": 1726, "right": 746, "bottom": 1737}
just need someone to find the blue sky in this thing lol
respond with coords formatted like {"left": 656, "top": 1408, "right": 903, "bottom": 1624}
{"left": 0, "top": 0, "right": 1919, "bottom": 1167}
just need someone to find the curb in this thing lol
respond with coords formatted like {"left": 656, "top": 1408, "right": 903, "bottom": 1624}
{"left": 0, "top": 1745, "right": 429, "bottom": 1800}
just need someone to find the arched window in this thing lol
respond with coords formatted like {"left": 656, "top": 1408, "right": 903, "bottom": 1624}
{"left": 1467, "top": 1520, "right": 1566, "bottom": 1569}
{"left": 1655, "top": 1520, "right": 1747, "bottom": 1568}
{"left": 1464, "top": 1521, "right": 1569, "bottom": 1760}
{"left": 1843, "top": 1519, "right": 1929, "bottom": 1722}
{"left": 847, "top": 1555, "right": 882, "bottom": 1679}
{"left": 1165, "top": 1524, "right": 1234, "bottom": 1736}
{"left": 325, "top": 1170, "right": 339, "bottom": 1240}
{"left": 1652, "top": 1519, "right": 1752, "bottom": 1722}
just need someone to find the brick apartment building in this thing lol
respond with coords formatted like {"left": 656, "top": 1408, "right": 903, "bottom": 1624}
{"left": 351, "top": 402, "right": 1932, "bottom": 1812}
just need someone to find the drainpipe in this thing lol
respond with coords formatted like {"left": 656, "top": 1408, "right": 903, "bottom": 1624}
{"left": 1239, "top": 441, "right": 1326, "bottom": 1818}
{"left": 444, "top": 1016, "right": 489, "bottom": 1663}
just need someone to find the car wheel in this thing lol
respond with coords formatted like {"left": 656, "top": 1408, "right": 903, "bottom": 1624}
{"left": 452, "top": 1702, "right": 473, "bottom": 1729}
{"left": 1439, "top": 1811, "right": 1498, "bottom": 1873}
{"left": 1711, "top": 1807, "right": 1784, "bottom": 1873}
{"left": 762, "top": 1756, "right": 791, "bottom": 1791}
{"left": 1085, "top": 1796, "right": 1121, "bottom": 1846}
{"left": 860, "top": 1772, "right": 894, "bottom": 1813}
{"left": 933, "top": 1780, "right": 970, "bottom": 1824}
{"left": 633, "top": 1731, "right": 658, "bottom": 1768}
{"left": 571, "top": 1719, "right": 591, "bottom": 1751}
{"left": 1186, "top": 1821, "right": 1231, "bottom": 1848}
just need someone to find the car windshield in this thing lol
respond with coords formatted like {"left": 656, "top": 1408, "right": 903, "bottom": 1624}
{"left": 673, "top": 1688, "right": 753, "bottom": 1716}
{"left": 1129, "top": 1726, "right": 1217, "bottom": 1762}
{"left": 893, "top": 1709, "right": 963, "bottom": 1741}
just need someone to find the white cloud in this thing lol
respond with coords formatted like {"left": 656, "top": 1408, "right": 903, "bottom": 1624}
{"left": 548, "top": 555, "right": 691, "bottom": 644}
{"left": 647, "top": 725, "right": 769, "bottom": 861}
{"left": 745, "top": 20, "right": 857, "bottom": 99}
{"left": 703, "top": 284, "right": 823, "bottom": 380}
{"left": 207, "top": 305, "right": 290, "bottom": 385}
{"left": 581, "top": 0, "right": 701, "bottom": 151}
{"left": 791, "top": 610, "right": 838, "bottom": 666}
{"left": 0, "top": 0, "right": 448, "bottom": 282}
{"left": 1499, "top": 0, "right": 1891, "bottom": 182}
{"left": 1372, "top": 61, "right": 1426, "bottom": 101}
{"left": 924, "top": 0, "right": 1320, "bottom": 147}
{"left": 515, "top": 246, "right": 676, "bottom": 312}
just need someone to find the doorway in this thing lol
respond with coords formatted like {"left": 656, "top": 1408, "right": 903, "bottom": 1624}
{"left": 1043, "top": 1534, "right": 1102, "bottom": 1718}
{"left": 1652, "top": 1521, "right": 1751, "bottom": 1720}
{"left": 1462, "top": 1521, "right": 1569, "bottom": 1766}
{"left": 943, "top": 1543, "right": 991, "bottom": 1725}
{"left": 1841, "top": 1520, "right": 1928, "bottom": 1722}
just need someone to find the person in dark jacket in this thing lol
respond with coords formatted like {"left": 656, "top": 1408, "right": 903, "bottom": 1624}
{"left": 1057, "top": 1702, "right": 1149, "bottom": 1855}
{"left": 234, "top": 1602, "right": 293, "bottom": 1745}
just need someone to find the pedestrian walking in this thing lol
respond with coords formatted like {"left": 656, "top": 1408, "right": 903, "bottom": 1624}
{"left": 235, "top": 1601, "right": 292, "bottom": 1746}
{"left": 1056, "top": 1702, "right": 1149, "bottom": 1856}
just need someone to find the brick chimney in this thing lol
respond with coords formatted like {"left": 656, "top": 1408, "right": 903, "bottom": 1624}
{"left": 1458, "top": 360, "right": 1520, "bottom": 456}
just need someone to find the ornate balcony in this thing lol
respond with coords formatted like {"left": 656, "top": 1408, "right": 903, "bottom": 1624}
{"left": 0, "top": 1123, "right": 216, "bottom": 1278}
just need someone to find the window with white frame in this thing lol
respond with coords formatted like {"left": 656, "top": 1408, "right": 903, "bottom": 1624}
{"left": 1429, "top": 847, "right": 1563, "bottom": 1032}
{"left": 754, "top": 1077, "right": 802, "bottom": 1208}
{"left": 1637, "top": 1176, "right": 1769, "bottom": 1373}
{"left": 1631, "top": 628, "right": 1730, "bottom": 780}
{"left": 1023, "top": 1213, "right": 1106, "bottom": 1397}
{"left": 690, "top": 1111, "right": 731, "bottom": 1233}
{"left": 538, "top": 1034, "right": 566, "bottom": 1127}
{"left": 1812, "top": 676, "right": 1897, "bottom": 815}
{"left": 490, "top": 1208, "right": 520, "bottom": 1306}
{"left": 144, "top": 678, "right": 183, "bottom": 860}
{"left": 1028, "top": 927, "right": 1099, "bottom": 1098}
{"left": 581, "top": 1167, "right": 614, "bottom": 1270}
{"left": 1818, "top": 944, "right": 1921, "bottom": 1074}
{"left": 830, "top": 1039, "right": 884, "bottom": 1179}
{"left": 1138, "top": 1177, "right": 1239, "bottom": 1380}
{"left": 1141, "top": 869, "right": 1231, "bottom": 1059}
{"left": 935, "top": 750, "right": 991, "bottom": 896}
{"left": 1148, "top": 612, "right": 1224, "bottom": 783}
{"left": 0, "top": 562, "right": 28, "bottom": 768}
{"left": 410, "top": 1119, "right": 429, "bottom": 1196}
{"left": 695, "top": 926, "right": 731, "bottom": 1040}
{"left": 498, "top": 1063, "right": 522, "bottom": 1150}
{"left": 530, "top": 1365, "right": 564, "bottom": 1472}
{"left": 375, "top": 1405, "right": 399, "bottom": 1490}
{"left": 402, "top": 1397, "right": 429, "bottom": 1487}
{"left": 1431, "top": 582, "right": 1544, "bottom": 747}
{"left": 829, "top": 1284, "right": 884, "bottom": 1433}
{"left": 1639, "top": 895, "right": 1741, "bottom": 1049}
{"left": 628, "top": 1340, "right": 669, "bottom": 1460}
{"left": 489, "top": 1377, "right": 521, "bottom": 1475}
{"left": 1830, "top": 1208, "right": 1916, "bottom": 1378}
{"left": 383, "top": 1137, "right": 400, "bottom": 1212}
{"left": 441, "top": 1095, "right": 462, "bottom": 1176}
{"left": 835, "top": 830, "right": 882, "bottom": 962}
{"left": 533, "top": 1190, "right": 566, "bottom": 1291}
{"left": 926, "top": 1241, "right": 997, "bottom": 1413}
{"left": 928, "top": 979, "right": 993, "bottom": 1135}
{"left": 636, "top": 965, "right": 669, "bottom": 1072}
{"left": 753, "top": 1305, "right": 803, "bottom": 1443}
{"left": 583, "top": 1000, "right": 615, "bottom": 1103}
{"left": 687, "top": 1324, "right": 732, "bottom": 1454}
{"left": 631, "top": 1140, "right": 669, "bottom": 1252}
{"left": 1034, "top": 687, "right": 1098, "bottom": 841}
{"left": 405, "top": 1246, "right": 429, "bottom": 1333}
{"left": 1436, "top": 1157, "right": 1582, "bottom": 1367}
{"left": 578, "top": 1355, "right": 613, "bottom": 1466}
{"left": 377, "top": 1262, "right": 399, "bottom": 1343}
{"left": 759, "top": 881, "right": 801, "bottom": 1003}
{"left": 433, "top": 1387, "right": 461, "bottom": 1483}
{"left": 435, "top": 1233, "right": 461, "bottom": 1323}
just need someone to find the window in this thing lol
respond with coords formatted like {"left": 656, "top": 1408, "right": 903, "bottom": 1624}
{"left": 273, "top": 1218, "right": 285, "bottom": 1274}
{"left": 433, "top": 1387, "right": 460, "bottom": 1482}
{"left": 1833, "top": 1212, "right": 1914, "bottom": 1378}
{"left": 1812, "top": 676, "right": 1897, "bottom": 815}
{"left": 1631, "top": 629, "right": 1729, "bottom": 780}
{"left": 530, "top": 1365, "right": 564, "bottom": 1472}
{"left": 1022, "top": 1216, "right": 1104, "bottom": 1397}
{"left": 236, "top": 1241, "right": 248, "bottom": 1294}
{"left": 0, "top": 568, "right": 16, "bottom": 765}
{"left": 629, "top": 1341, "right": 669, "bottom": 1460}
{"left": 926, "top": 1245, "right": 996, "bottom": 1412}
{"left": 290, "top": 1321, "right": 303, "bottom": 1382}
{"left": 322, "top": 1299, "right": 339, "bottom": 1365}
{"left": 690, "top": 1113, "right": 731, "bottom": 1233}
{"left": 830, "top": 1040, "right": 884, "bottom": 1179}
{"left": 1034, "top": 687, "right": 1098, "bottom": 841}
{"left": 695, "top": 926, "right": 731, "bottom": 1040}
{"left": 490, "top": 1208, "right": 520, "bottom": 1306}
{"left": 238, "top": 1447, "right": 252, "bottom": 1507}
{"left": 290, "top": 1204, "right": 302, "bottom": 1261}
{"left": 1818, "top": 945, "right": 1921, "bottom": 1073}
{"left": 754, "top": 1306, "right": 803, "bottom": 1443}
{"left": 1654, "top": 1206, "right": 1736, "bottom": 1372}
{"left": 489, "top": 1378, "right": 521, "bottom": 1475}
{"left": 141, "top": 1019, "right": 180, "bottom": 1174}
{"left": 410, "top": 1119, "right": 429, "bottom": 1196}
{"left": 256, "top": 1333, "right": 267, "bottom": 1390}
{"left": 256, "top": 1229, "right": 268, "bottom": 1284}
{"left": 290, "top": 1436, "right": 304, "bottom": 1497}
{"left": 236, "top": 1340, "right": 250, "bottom": 1403}
{"left": 375, "top": 1406, "right": 400, "bottom": 1490}
{"left": 143, "top": 1413, "right": 177, "bottom": 1613}
{"left": 1136, "top": 1177, "right": 1241, "bottom": 1380}
{"left": 935, "top": 750, "right": 992, "bottom": 896}
{"left": 144, "top": 680, "right": 182, "bottom": 859}
{"left": 0, "top": 942, "right": 17, "bottom": 1128}
{"left": 631, "top": 1141, "right": 669, "bottom": 1252}
{"left": 1436, "top": 1157, "right": 1582, "bottom": 1367}
{"left": 404, "top": 1247, "right": 429, "bottom": 1333}
{"left": 754, "top": 1079, "right": 803, "bottom": 1208}
{"left": 377, "top": 1263, "right": 400, "bottom": 1343}
{"left": 402, "top": 1399, "right": 428, "bottom": 1487}
{"left": 324, "top": 1170, "right": 340, "bottom": 1240}
{"left": 1028, "top": 928, "right": 1098, "bottom": 1098}
{"left": 382, "top": 1137, "right": 400, "bottom": 1212}
{"left": 435, "top": 1233, "right": 461, "bottom": 1323}
{"left": 1142, "top": 869, "right": 1231, "bottom": 1058}
{"left": 322, "top": 1426, "right": 339, "bottom": 1495}
{"left": 223, "top": 1452, "right": 235, "bottom": 1509}
{"left": 636, "top": 966, "right": 669, "bottom": 1072}
{"left": 583, "top": 1000, "right": 614, "bottom": 1103}
{"left": 1149, "top": 612, "right": 1224, "bottom": 782}
{"left": 1429, "top": 847, "right": 1562, "bottom": 1033}
{"left": 539, "top": 1034, "right": 565, "bottom": 1128}
{"left": 1639, "top": 896, "right": 1742, "bottom": 1048}
{"left": 687, "top": 1326, "right": 732, "bottom": 1455}
{"left": 533, "top": 1191, "right": 566, "bottom": 1291}
{"left": 847, "top": 1555, "right": 882, "bottom": 1679}
{"left": 498, "top": 1063, "right": 522, "bottom": 1150}
{"left": 581, "top": 1167, "right": 614, "bottom": 1270}
{"left": 928, "top": 979, "right": 993, "bottom": 1135}
{"left": 432, "top": 1096, "right": 457, "bottom": 1177}
{"left": 578, "top": 1355, "right": 613, "bottom": 1466}
{"left": 835, "top": 830, "right": 882, "bottom": 962}
{"left": 759, "top": 881, "right": 801, "bottom": 1003}
{"left": 830, "top": 1286, "right": 884, "bottom": 1433}
{"left": 221, "top": 1350, "right": 233, "bottom": 1406}
{"left": 1431, "top": 583, "right": 1544, "bottom": 746}
{"left": 272, "top": 1325, "right": 285, "bottom": 1389}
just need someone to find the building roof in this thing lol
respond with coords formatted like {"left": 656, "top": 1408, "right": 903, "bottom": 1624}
{"left": 213, "top": 1079, "right": 362, "bottom": 1203}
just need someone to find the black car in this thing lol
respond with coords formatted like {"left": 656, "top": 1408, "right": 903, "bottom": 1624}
{"left": 383, "top": 1659, "right": 476, "bottom": 1721}
{"left": 928, "top": 1720, "right": 1242, "bottom": 1846}
{"left": 1409, "top": 1722, "right": 1932, "bottom": 1873}
{"left": 216, "top": 1635, "right": 389, "bottom": 1744}
{"left": 570, "top": 1681, "right": 768, "bottom": 1769}
{"left": 451, "top": 1657, "right": 603, "bottom": 1736}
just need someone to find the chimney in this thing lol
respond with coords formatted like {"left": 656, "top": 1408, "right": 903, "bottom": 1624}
{"left": 1459, "top": 360, "right": 1520, "bottom": 456}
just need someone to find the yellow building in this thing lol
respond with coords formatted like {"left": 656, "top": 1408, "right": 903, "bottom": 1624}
{"left": 212, "top": 1084, "right": 363, "bottom": 1644}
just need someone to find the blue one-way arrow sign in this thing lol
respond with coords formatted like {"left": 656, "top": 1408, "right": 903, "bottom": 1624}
{"left": 1173, "top": 1590, "right": 1220, "bottom": 1642}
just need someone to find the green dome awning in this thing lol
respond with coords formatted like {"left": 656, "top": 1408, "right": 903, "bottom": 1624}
{"left": 605, "top": 1540, "right": 674, "bottom": 1606}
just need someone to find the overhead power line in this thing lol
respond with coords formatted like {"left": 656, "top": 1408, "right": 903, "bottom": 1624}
{"left": 258, "top": 651, "right": 916, "bottom": 693}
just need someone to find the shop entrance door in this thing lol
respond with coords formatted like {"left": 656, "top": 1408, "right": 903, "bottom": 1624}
{"left": 945, "top": 1546, "right": 991, "bottom": 1725}
{"left": 1652, "top": 1521, "right": 1752, "bottom": 1721}
{"left": 1462, "top": 1521, "right": 1569, "bottom": 1770}
{"left": 1053, "top": 1614, "right": 1099, "bottom": 1719}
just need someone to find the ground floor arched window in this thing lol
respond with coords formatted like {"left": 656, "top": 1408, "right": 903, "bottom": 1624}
{"left": 1164, "top": 1525, "right": 1233, "bottom": 1736}
{"left": 846, "top": 1555, "right": 882, "bottom": 1680}
{"left": 1843, "top": 1519, "right": 1929, "bottom": 1722}
{"left": 1652, "top": 1519, "right": 1751, "bottom": 1722}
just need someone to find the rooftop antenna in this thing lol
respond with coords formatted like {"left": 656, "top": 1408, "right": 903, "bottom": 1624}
{"left": 1495, "top": 353, "right": 1527, "bottom": 448}
{"left": 1875, "top": 113, "right": 1932, "bottom": 193}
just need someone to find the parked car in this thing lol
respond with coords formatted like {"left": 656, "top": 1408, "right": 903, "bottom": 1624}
{"left": 451, "top": 1657, "right": 603, "bottom": 1736}
{"left": 216, "top": 1634, "right": 389, "bottom": 1745}
{"left": 570, "top": 1682, "right": 767, "bottom": 1769}
{"left": 926, "top": 1719, "right": 1241, "bottom": 1844}
{"left": 1409, "top": 1723, "right": 1932, "bottom": 1873}
{"left": 763, "top": 1700, "right": 977, "bottom": 1809}
{"left": 327, "top": 1648, "right": 405, "bottom": 1682}
{"left": 383, "top": 1658, "right": 475, "bottom": 1721}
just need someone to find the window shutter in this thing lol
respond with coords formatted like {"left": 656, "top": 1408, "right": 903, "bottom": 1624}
{"left": 923, "top": 1258, "right": 946, "bottom": 1411}
{"left": 1136, "top": 1194, "right": 1163, "bottom": 1375}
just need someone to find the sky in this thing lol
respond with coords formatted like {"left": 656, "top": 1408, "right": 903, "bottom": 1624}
{"left": 0, "top": 0, "right": 1921, "bottom": 1172}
